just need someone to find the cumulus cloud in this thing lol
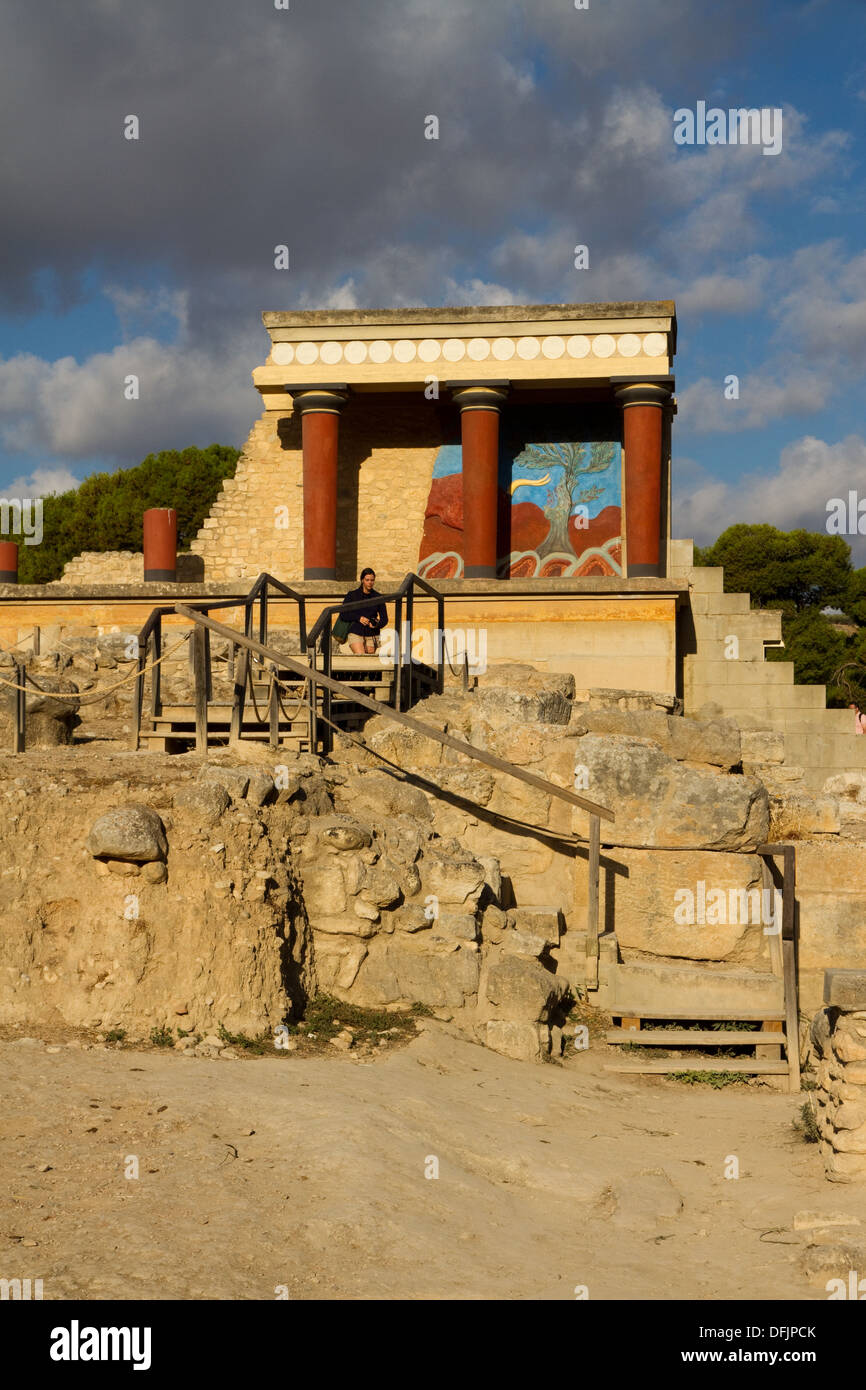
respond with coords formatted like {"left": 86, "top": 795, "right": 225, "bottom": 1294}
{"left": 674, "top": 434, "right": 866, "bottom": 561}
{"left": 0, "top": 332, "right": 260, "bottom": 464}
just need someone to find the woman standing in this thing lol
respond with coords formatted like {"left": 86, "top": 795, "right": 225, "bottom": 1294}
{"left": 339, "top": 568, "right": 388, "bottom": 655}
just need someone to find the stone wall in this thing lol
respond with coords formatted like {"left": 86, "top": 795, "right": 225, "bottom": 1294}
{"left": 811, "top": 971, "right": 866, "bottom": 1181}
{"left": 191, "top": 396, "right": 443, "bottom": 583}
{"left": 57, "top": 551, "right": 204, "bottom": 586}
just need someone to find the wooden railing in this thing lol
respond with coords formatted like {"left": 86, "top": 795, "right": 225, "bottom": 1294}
{"left": 305, "top": 571, "right": 446, "bottom": 754}
{"left": 130, "top": 572, "right": 308, "bottom": 749}
{"left": 757, "top": 842, "right": 800, "bottom": 1092}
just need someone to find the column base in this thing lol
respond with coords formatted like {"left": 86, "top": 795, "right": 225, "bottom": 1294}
{"left": 627, "top": 562, "right": 661, "bottom": 577}
{"left": 144, "top": 568, "right": 177, "bottom": 582}
{"left": 464, "top": 565, "right": 497, "bottom": 578}
{"left": 304, "top": 567, "right": 337, "bottom": 580}
{"left": 0, "top": 571, "right": 18, "bottom": 583}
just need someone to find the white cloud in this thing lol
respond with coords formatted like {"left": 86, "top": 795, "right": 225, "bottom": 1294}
{"left": 3, "top": 466, "right": 81, "bottom": 497}
{"left": 674, "top": 433, "right": 866, "bottom": 561}
{"left": 0, "top": 333, "right": 260, "bottom": 464}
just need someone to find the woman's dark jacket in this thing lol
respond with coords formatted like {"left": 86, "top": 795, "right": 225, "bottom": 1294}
{"left": 340, "top": 586, "right": 388, "bottom": 637}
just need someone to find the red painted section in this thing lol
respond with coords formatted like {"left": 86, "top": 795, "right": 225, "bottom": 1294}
{"left": 302, "top": 410, "right": 339, "bottom": 574}
{"left": 461, "top": 408, "right": 499, "bottom": 571}
{"left": 623, "top": 404, "right": 663, "bottom": 570}
{"left": 0, "top": 540, "right": 18, "bottom": 579}
{"left": 142, "top": 508, "right": 177, "bottom": 575}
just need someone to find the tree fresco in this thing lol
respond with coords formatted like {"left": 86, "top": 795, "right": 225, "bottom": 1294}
{"left": 514, "top": 440, "right": 617, "bottom": 559}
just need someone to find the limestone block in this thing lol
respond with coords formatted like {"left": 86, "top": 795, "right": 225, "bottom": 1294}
{"left": 824, "top": 771, "right": 866, "bottom": 802}
{"left": 485, "top": 1019, "right": 549, "bottom": 1062}
{"left": 572, "top": 735, "right": 768, "bottom": 850}
{"left": 335, "top": 771, "right": 433, "bottom": 823}
{"left": 86, "top": 804, "right": 168, "bottom": 863}
{"left": 831, "top": 1102, "right": 866, "bottom": 1131}
{"left": 351, "top": 938, "right": 480, "bottom": 1009}
{"left": 508, "top": 906, "right": 561, "bottom": 946}
{"left": 471, "top": 686, "right": 571, "bottom": 726}
{"left": 607, "top": 849, "right": 767, "bottom": 960}
{"left": 301, "top": 862, "right": 347, "bottom": 916}
{"left": 173, "top": 783, "right": 230, "bottom": 825}
{"left": 359, "top": 862, "right": 401, "bottom": 909}
{"left": 484, "top": 955, "right": 565, "bottom": 1023}
{"left": 824, "top": 971, "right": 866, "bottom": 1011}
{"left": 769, "top": 793, "right": 840, "bottom": 839}
{"left": 312, "top": 936, "right": 369, "bottom": 992}
{"left": 420, "top": 852, "right": 486, "bottom": 907}
{"left": 741, "top": 729, "right": 785, "bottom": 765}
{"left": 199, "top": 765, "right": 250, "bottom": 801}
{"left": 315, "top": 816, "right": 373, "bottom": 852}
{"left": 832, "top": 1123, "right": 866, "bottom": 1155}
{"left": 436, "top": 912, "right": 478, "bottom": 941}
{"left": 500, "top": 931, "right": 549, "bottom": 959}
{"left": 588, "top": 688, "right": 681, "bottom": 713}
{"left": 474, "top": 664, "right": 575, "bottom": 698}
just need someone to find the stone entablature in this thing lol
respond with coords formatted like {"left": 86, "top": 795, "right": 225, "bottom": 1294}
{"left": 253, "top": 301, "right": 675, "bottom": 404}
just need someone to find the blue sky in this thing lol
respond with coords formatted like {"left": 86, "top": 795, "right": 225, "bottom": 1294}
{"left": 0, "top": 0, "right": 863, "bottom": 551}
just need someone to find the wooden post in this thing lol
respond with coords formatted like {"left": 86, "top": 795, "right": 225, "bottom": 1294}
{"left": 585, "top": 813, "right": 601, "bottom": 989}
{"left": 437, "top": 595, "right": 445, "bottom": 694}
{"left": 192, "top": 625, "right": 208, "bottom": 752}
{"left": 13, "top": 660, "right": 25, "bottom": 754}
{"left": 756, "top": 1018, "right": 783, "bottom": 1063}
{"left": 761, "top": 854, "right": 783, "bottom": 977}
{"left": 394, "top": 595, "right": 403, "bottom": 713}
{"left": 782, "top": 847, "right": 801, "bottom": 1093}
{"left": 405, "top": 586, "right": 414, "bottom": 710}
{"left": 268, "top": 666, "right": 279, "bottom": 749}
{"left": 204, "top": 627, "right": 213, "bottom": 703}
{"left": 149, "top": 623, "right": 162, "bottom": 721}
{"left": 130, "top": 646, "right": 145, "bottom": 751}
{"left": 230, "top": 647, "right": 249, "bottom": 742}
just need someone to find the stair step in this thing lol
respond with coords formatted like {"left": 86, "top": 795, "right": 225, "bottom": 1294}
{"left": 611, "top": 1007, "right": 785, "bottom": 1022}
{"left": 606, "top": 1028, "right": 784, "bottom": 1045}
{"left": 605, "top": 1058, "right": 789, "bottom": 1075}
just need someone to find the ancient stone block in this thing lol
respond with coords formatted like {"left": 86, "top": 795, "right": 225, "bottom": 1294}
{"left": 86, "top": 804, "right": 168, "bottom": 863}
{"left": 485, "top": 1019, "right": 548, "bottom": 1062}
{"left": 484, "top": 955, "right": 565, "bottom": 1022}
{"left": 572, "top": 735, "right": 768, "bottom": 850}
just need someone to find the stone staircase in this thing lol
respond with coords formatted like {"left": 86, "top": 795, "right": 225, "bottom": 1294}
{"left": 672, "top": 538, "right": 866, "bottom": 791}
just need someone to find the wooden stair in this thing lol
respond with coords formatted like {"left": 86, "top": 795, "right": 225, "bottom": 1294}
{"left": 604, "top": 1007, "right": 794, "bottom": 1084}
{"left": 140, "top": 655, "right": 438, "bottom": 752}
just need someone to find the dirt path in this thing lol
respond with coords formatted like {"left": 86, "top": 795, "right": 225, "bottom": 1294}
{"left": 0, "top": 1024, "right": 855, "bottom": 1301}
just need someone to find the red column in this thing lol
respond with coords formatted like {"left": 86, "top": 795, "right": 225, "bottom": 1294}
{"left": 453, "top": 386, "right": 508, "bottom": 578}
{"left": 143, "top": 508, "right": 178, "bottom": 581}
{"left": 292, "top": 389, "right": 348, "bottom": 580}
{"left": 615, "top": 382, "right": 672, "bottom": 577}
{"left": 0, "top": 541, "right": 18, "bottom": 583}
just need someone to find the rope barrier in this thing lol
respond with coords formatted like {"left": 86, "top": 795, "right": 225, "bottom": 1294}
{"left": 0, "top": 637, "right": 188, "bottom": 707}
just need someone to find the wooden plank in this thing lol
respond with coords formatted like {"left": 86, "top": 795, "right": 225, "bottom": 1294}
{"left": 761, "top": 855, "right": 784, "bottom": 977}
{"left": 585, "top": 814, "right": 601, "bottom": 990}
{"left": 606, "top": 1028, "right": 774, "bottom": 1046}
{"left": 191, "top": 625, "right": 208, "bottom": 753}
{"left": 605, "top": 1058, "right": 789, "bottom": 1075}
{"left": 230, "top": 647, "right": 248, "bottom": 743}
{"left": 784, "top": 937, "right": 801, "bottom": 1093}
{"left": 13, "top": 660, "right": 25, "bottom": 754}
{"left": 611, "top": 1008, "right": 785, "bottom": 1022}
{"left": 175, "top": 604, "right": 615, "bottom": 824}
{"left": 756, "top": 1018, "right": 783, "bottom": 1063}
{"left": 268, "top": 666, "right": 279, "bottom": 750}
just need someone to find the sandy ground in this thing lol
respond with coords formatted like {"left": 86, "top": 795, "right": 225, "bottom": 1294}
{"left": 0, "top": 1022, "right": 856, "bottom": 1302}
